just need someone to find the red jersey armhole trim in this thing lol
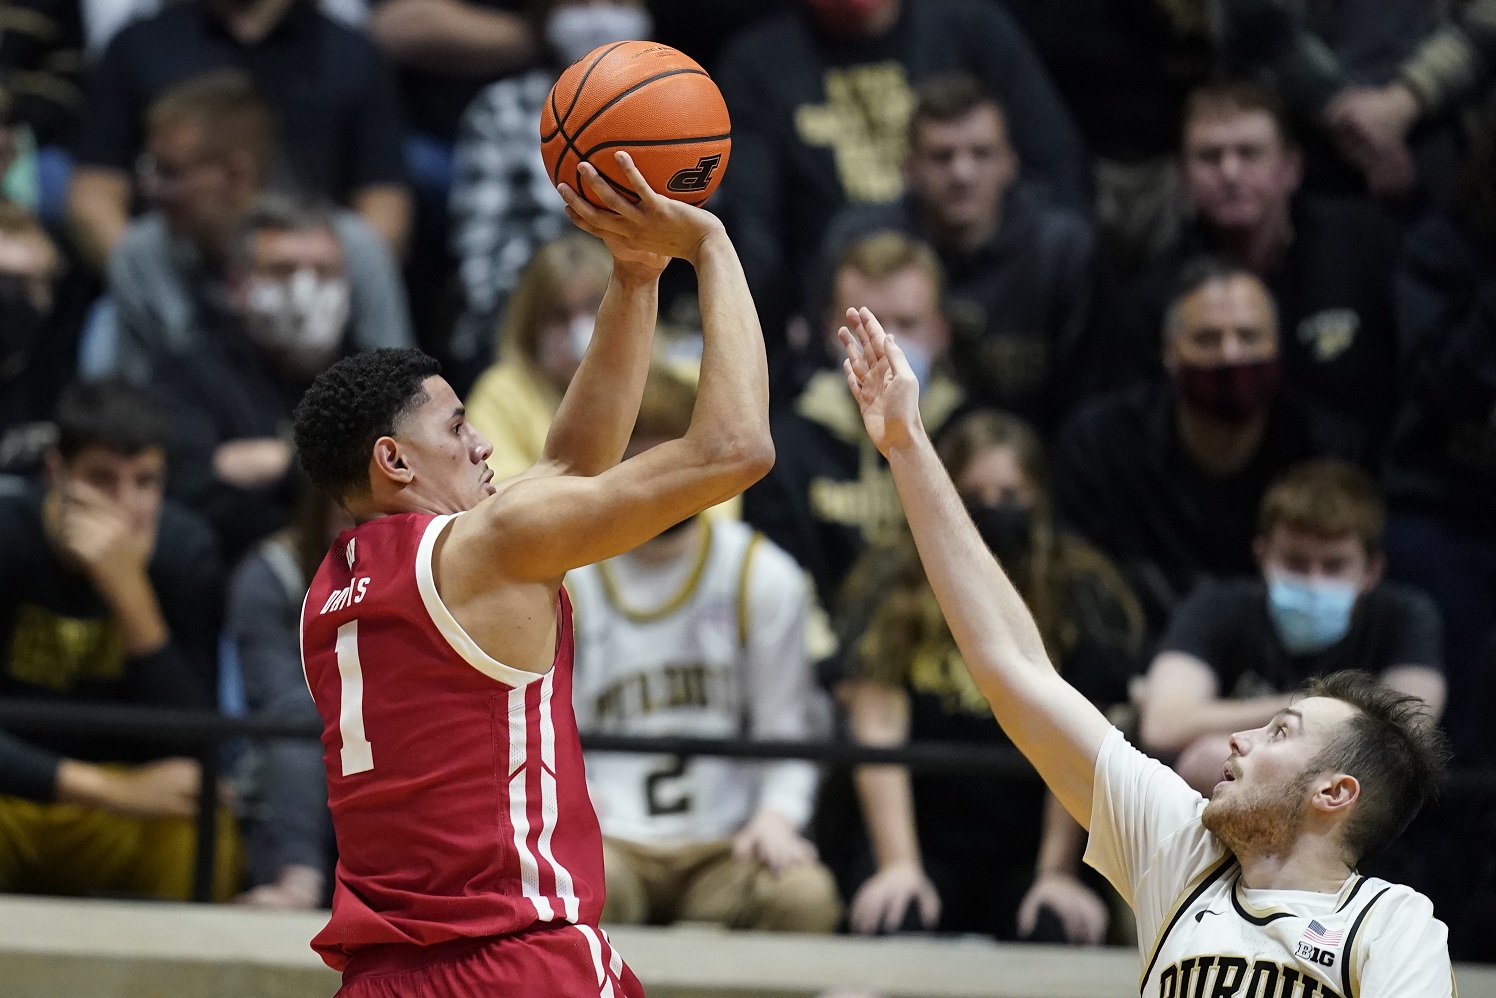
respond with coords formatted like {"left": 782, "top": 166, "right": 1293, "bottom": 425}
{"left": 415, "top": 513, "right": 549, "bottom": 689}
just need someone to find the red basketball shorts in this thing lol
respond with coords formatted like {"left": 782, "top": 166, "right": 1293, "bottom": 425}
{"left": 336, "top": 924, "right": 646, "bottom": 998}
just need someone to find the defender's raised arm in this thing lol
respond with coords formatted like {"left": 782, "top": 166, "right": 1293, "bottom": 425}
{"left": 839, "top": 307, "right": 1110, "bottom": 826}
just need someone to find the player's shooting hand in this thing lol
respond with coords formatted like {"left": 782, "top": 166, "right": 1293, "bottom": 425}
{"left": 848, "top": 861, "right": 940, "bottom": 935}
{"left": 557, "top": 152, "right": 724, "bottom": 267}
{"left": 732, "top": 809, "right": 819, "bottom": 875}
{"left": 838, "top": 307, "right": 923, "bottom": 459}
{"left": 1017, "top": 871, "right": 1109, "bottom": 946}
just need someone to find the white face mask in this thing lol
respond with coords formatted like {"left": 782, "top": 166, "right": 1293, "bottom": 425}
{"left": 545, "top": 4, "right": 653, "bottom": 66}
{"left": 567, "top": 313, "right": 596, "bottom": 362}
{"left": 244, "top": 268, "right": 350, "bottom": 365}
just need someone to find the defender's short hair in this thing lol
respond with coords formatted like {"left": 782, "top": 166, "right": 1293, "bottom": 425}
{"left": 147, "top": 69, "right": 280, "bottom": 183}
{"left": 55, "top": 380, "right": 171, "bottom": 460}
{"left": 908, "top": 73, "right": 1006, "bottom": 146}
{"left": 1302, "top": 671, "right": 1450, "bottom": 864}
{"left": 292, "top": 349, "right": 443, "bottom": 501}
{"left": 1259, "top": 459, "right": 1385, "bottom": 557}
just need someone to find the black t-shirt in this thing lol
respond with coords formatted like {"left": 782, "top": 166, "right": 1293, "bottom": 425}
{"left": 1160, "top": 578, "right": 1443, "bottom": 696}
{"left": 0, "top": 479, "right": 225, "bottom": 801}
{"left": 370, "top": 0, "right": 529, "bottom": 142}
{"left": 75, "top": 0, "right": 407, "bottom": 198}
{"left": 1054, "top": 381, "right": 1365, "bottom": 634}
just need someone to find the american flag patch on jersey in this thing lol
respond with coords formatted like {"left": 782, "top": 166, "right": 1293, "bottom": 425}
{"left": 1303, "top": 920, "right": 1344, "bottom": 946}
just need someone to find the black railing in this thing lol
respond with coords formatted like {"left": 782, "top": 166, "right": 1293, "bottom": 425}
{"left": 3, "top": 697, "right": 1494, "bottom": 904}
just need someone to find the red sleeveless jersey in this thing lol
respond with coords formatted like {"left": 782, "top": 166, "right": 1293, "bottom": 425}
{"left": 300, "top": 512, "right": 605, "bottom": 971}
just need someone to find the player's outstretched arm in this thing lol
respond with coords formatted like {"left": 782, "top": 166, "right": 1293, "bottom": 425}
{"left": 527, "top": 155, "right": 669, "bottom": 479}
{"left": 839, "top": 308, "right": 1110, "bottom": 827}
{"left": 465, "top": 210, "right": 772, "bottom": 581}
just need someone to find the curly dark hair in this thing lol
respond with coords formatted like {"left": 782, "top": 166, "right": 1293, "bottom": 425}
{"left": 292, "top": 348, "right": 442, "bottom": 501}
{"left": 1303, "top": 670, "right": 1451, "bottom": 864}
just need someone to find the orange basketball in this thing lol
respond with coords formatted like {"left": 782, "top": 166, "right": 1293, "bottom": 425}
{"left": 540, "top": 41, "right": 731, "bottom": 209}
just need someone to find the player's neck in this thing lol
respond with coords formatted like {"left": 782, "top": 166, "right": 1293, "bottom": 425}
{"left": 1234, "top": 834, "right": 1354, "bottom": 894}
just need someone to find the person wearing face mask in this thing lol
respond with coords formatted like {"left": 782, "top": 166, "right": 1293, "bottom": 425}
{"left": 1112, "top": 81, "right": 1403, "bottom": 454}
{"left": 462, "top": 232, "right": 614, "bottom": 482}
{"left": 742, "top": 231, "right": 965, "bottom": 610}
{"left": 839, "top": 410, "right": 1142, "bottom": 943}
{"left": 1055, "top": 255, "right": 1365, "bottom": 639}
{"left": 449, "top": 0, "right": 652, "bottom": 387}
{"left": 103, "top": 72, "right": 412, "bottom": 387}
{"left": 149, "top": 195, "right": 356, "bottom": 559}
{"left": 1138, "top": 460, "right": 1445, "bottom": 799}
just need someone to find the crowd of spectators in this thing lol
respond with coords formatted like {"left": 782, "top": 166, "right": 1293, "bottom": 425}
{"left": 2, "top": 0, "right": 1496, "bottom": 964}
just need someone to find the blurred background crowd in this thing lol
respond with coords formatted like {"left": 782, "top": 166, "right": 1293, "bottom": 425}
{"left": 2, "top": 0, "right": 1496, "bottom": 964}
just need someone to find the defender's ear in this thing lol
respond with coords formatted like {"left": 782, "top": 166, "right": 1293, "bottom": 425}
{"left": 370, "top": 436, "right": 413, "bottom": 488}
{"left": 1312, "top": 771, "right": 1359, "bottom": 818}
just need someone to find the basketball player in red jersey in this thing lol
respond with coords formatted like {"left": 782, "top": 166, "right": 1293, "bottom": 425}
{"left": 289, "top": 153, "right": 772, "bottom": 998}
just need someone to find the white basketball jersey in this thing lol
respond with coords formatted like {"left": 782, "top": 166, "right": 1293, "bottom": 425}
{"left": 1085, "top": 730, "right": 1454, "bottom": 998}
{"left": 567, "top": 519, "right": 818, "bottom": 843}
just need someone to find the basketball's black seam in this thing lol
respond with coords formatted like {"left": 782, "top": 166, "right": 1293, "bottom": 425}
{"left": 579, "top": 133, "right": 731, "bottom": 160}
{"left": 546, "top": 40, "right": 630, "bottom": 140}
{"left": 567, "top": 68, "right": 711, "bottom": 152}
{"left": 543, "top": 41, "right": 632, "bottom": 184}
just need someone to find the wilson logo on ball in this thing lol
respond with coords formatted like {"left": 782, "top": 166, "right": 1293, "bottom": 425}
{"left": 665, "top": 155, "right": 723, "bottom": 194}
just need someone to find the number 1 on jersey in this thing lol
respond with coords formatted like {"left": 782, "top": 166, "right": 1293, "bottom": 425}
{"left": 336, "top": 620, "right": 374, "bottom": 775}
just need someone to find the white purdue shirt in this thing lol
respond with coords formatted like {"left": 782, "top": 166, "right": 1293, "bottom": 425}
{"left": 567, "top": 519, "right": 819, "bottom": 843}
{"left": 1084, "top": 729, "right": 1453, "bottom": 998}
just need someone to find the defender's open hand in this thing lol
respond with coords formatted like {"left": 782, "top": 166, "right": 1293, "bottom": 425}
{"left": 557, "top": 152, "right": 723, "bottom": 268}
{"left": 838, "top": 306, "right": 922, "bottom": 458}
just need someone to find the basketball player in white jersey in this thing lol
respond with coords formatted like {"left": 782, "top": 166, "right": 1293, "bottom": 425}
{"left": 837, "top": 307, "right": 1454, "bottom": 997}
{"left": 568, "top": 364, "right": 840, "bottom": 932}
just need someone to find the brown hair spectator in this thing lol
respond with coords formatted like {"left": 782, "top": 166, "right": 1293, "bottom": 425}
{"left": 1259, "top": 459, "right": 1385, "bottom": 558}
{"left": 835, "top": 230, "right": 945, "bottom": 299}
{"left": 908, "top": 73, "right": 1004, "bottom": 144}
{"left": 146, "top": 69, "right": 280, "bottom": 185}
{"left": 1184, "top": 79, "right": 1298, "bottom": 149}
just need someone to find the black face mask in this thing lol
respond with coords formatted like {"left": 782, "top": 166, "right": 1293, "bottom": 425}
{"left": 965, "top": 499, "right": 1034, "bottom": 566}
{"left": 0, "top": 273, "right": 46, "bottom": 381}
